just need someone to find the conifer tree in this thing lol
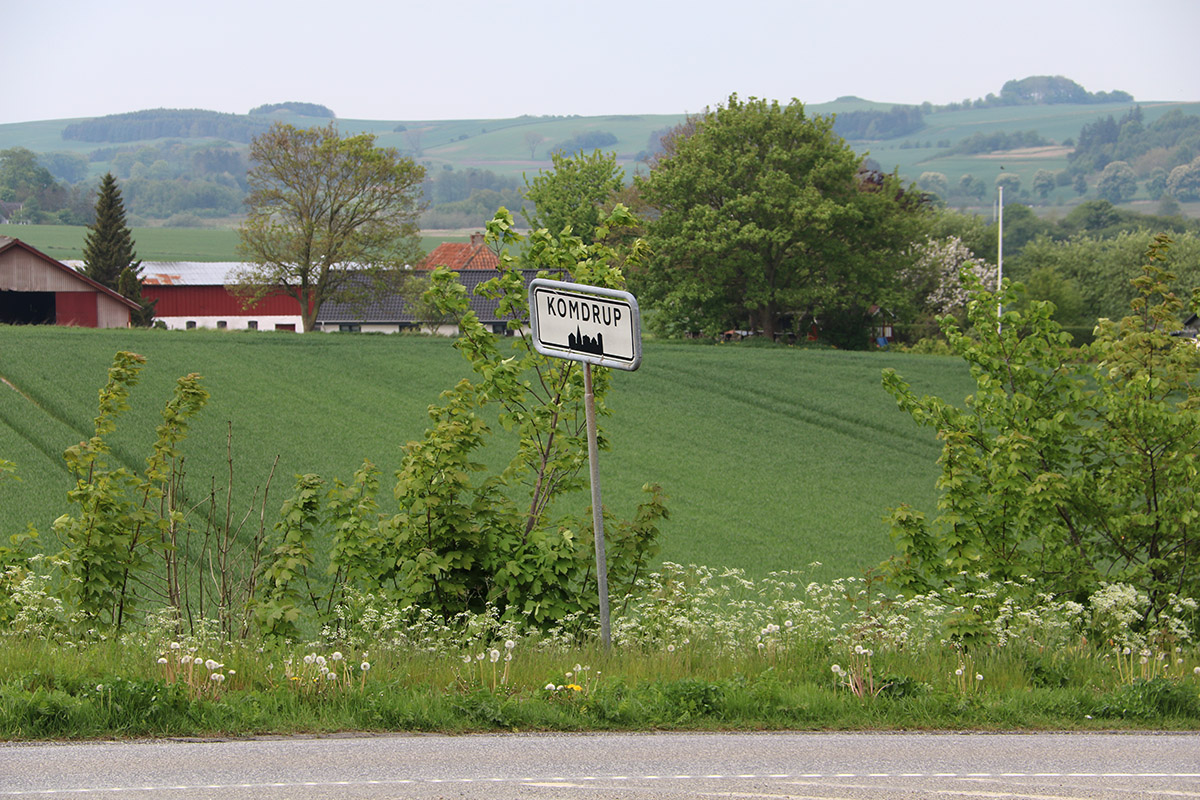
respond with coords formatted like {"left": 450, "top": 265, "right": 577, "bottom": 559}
{"left": 83, "top": 173, "right": 154, "bottom": 325}
{"left": 83, "top": 173, "right": 137, "bottom": 288}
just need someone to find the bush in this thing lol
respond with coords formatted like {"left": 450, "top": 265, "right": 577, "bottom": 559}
{"left": 883, "top": 235, "right": 1200, "bottom": 624}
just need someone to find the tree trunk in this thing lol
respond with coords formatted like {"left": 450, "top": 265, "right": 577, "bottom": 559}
{"left": 300, "top": 290, "right": 317, "bottom": 332}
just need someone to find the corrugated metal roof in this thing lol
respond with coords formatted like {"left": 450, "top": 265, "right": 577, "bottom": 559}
{"left": 63, "top": 260, "right": 242, "bottom": 286}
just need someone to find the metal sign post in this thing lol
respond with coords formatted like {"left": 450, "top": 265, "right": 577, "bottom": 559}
{"left": 528, "top": 279, "right": 641, "bottom": 648}
{"left": 582, "top": 362, "right": 609, "bottom": 647}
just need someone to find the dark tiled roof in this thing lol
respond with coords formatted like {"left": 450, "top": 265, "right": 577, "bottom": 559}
{"left": 316, "top": 269, "right": 557, "bottom": 324}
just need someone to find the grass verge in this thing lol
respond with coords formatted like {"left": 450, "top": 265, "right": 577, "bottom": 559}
{"left": 3, "top": 565, "right": 1198, "bottom": 739}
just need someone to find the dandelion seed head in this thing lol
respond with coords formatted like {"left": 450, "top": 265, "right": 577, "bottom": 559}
{"left": 976, "top": 674, "right": 983, "bottom": 681}
{"left": 331, "top": 652, "right": 343, "bottom": 661}
{"left": 504, "top": 640, "right": 515, "bottom": 650}
{"left": 157, "top": 657, "right": 168, "bottom": 665}
{"left": 545, "top": 683, "right": 556, "bottom": 691}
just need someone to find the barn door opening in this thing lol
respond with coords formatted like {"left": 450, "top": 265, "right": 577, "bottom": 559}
{"left": 0, "top": 290, "right": 55, "bottom": 324}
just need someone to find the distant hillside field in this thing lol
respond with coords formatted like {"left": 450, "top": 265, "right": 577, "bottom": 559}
{"left": 4, "top": 95, "right": 1198, "bottom": 228}
{"left": 0, "top": 327, "right": 973, "bottom": 581}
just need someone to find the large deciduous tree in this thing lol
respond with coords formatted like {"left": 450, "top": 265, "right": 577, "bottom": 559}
{"left": 232, "top": 123, "right": 426, "bottom": 332}
{"left": 82, "top": 173, "right": 155, "bottom": 326}
{"left": 635, "top": 95, "right": 924, "bottom": 345}
{"left": 522, "top": 149, "right": 624, "bottom": 244}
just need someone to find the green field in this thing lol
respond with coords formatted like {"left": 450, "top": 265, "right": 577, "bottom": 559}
{"left": 0, "top": 327, "right": 973, "bottom": 581}
{"left": 0, "top": 224, "right": 470, "bottom": 263}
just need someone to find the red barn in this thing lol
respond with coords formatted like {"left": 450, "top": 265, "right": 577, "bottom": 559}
{"left": 135, "top": 262, "right": 303, "bottom": 331}
{"left": 0, "top": 237, "right": 138, "bottom": 327}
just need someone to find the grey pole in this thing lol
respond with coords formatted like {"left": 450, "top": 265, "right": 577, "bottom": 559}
{"left": 583, "top": 363, "right": 611, "bottom": 649}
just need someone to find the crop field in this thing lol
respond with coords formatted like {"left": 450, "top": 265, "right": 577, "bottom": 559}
{"left": 0, "top": 327, "right": 974, "bottom": 581}
{"left": 0, "top": 224, "right": 469, "bottom": 263}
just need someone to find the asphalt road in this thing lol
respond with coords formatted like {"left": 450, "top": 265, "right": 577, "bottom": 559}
{"left": 2, "top": 731, "right": 1198, "bottom": 799}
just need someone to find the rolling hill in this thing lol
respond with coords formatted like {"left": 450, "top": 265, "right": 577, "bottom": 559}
{"left": 3, "top": 87, "right": 1198, "bottom": 228}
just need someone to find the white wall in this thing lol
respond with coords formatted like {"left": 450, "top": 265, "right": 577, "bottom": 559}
{"left": 156, "top": 315, "right": 304, "bottom": 332}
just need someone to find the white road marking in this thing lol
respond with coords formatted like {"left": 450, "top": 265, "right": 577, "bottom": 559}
{"left": 4, "top": 771, "right": 1200, "bottom": 796}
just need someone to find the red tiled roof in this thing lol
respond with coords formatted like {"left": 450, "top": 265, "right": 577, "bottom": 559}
{"left": 418, "top": 241, "right": 499, "bottom": 271}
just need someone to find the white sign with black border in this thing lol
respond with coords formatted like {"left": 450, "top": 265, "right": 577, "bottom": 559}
{"left": 529, "top": 279, "right": 642, "bottom": 371}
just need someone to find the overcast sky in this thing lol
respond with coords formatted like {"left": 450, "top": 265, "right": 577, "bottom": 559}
{"left": 6, "top": 0, "right": 1198, "bottom": 125}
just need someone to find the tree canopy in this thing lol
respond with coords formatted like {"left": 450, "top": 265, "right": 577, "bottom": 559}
{"left": 635, "top": 95, "right": 926, "bottom": 344}
{"left": 885, "top": 236, "right": 1200, "bottom": 621}
{"left": 231, "top": 123, "right": 426, "bottom": 332}
{"left": 522, "top": 149, "right": 624, "bottom": 244}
